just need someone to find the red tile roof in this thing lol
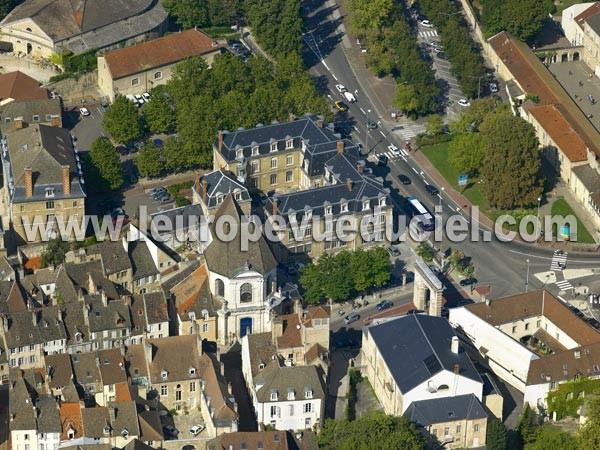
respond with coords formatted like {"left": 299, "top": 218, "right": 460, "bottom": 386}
{"left": 0, "top": 71, "right": 47, "bottom": 103}
{"left": 103, "top": 29, "right": 222, "bottom": 79}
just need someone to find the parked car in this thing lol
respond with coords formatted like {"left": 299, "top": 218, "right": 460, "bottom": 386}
{"left": 406, "top": 309, "right": 423, "bottom": 315}
{"left": 134, "top": 94, "right": 145, "bottom": 105}
{"left": 142, "top": 92, "right": 151, "bottom": 102}
{"left": 420, "top": 19, "right": 433, "bottom": 28}
{"left": 190, "top": 425, "right": 205, "bottom": 436}
{"left": 367, "top": 120, "right": 378, "bottom": 129}
{"left": 436, "top": 52, "right": 446, "bottom": 60}
{"left": 79, "top": 107, "right": 90, "bottom": 117}
{"left": 163, "top": 425, "right": 178, "bottom": 436}
{"left": 334, "top": 100, "right": 348, "bottom": 112}
{"left": 458, "top": 98, "right": 471, "bottom": 107}
{"left": 377, "top": 154, "right": 388, "bottom": 166}
{"left": 386, "top": 246, "right": 400, "bottom": 257}
{"left": 126, "top": 94, "right": 139, "bottom": 106}
{"left": 376, "top": 301, "right": 392, "bottom": 311}
{"left": 335, "top": 84, "right": 347, "bottom": 93}
{"left": 149, "top": 187, "right": 166, "bottom": 196}
{"left": 398, "top": 174, "right": 411, "bottom": 185}
{"left": 343, "top": 91, "right": 356, "bottom": 103}
{"left": 425, "top": 184, "right": 439, "bottom": 195}
{"left": 489, "top": 83, "right": 498, "bottom": 93}
{"left": 159, "top": 196, "right": 173, "bottom": 204}
{"left": 459, "top": 277, "right": 477, "bottom": 287}
{"left": 388, "top": 144, "right": 399, "bottom": 155}
{"left": 343, "top": 313, "right": 360, "bottom": 325}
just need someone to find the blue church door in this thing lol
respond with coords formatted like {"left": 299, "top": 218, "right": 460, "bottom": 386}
{"left": 240, "top": 317, "right": 253, "bottom": 337}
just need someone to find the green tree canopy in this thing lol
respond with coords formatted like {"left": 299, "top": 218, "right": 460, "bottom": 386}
{"left": 527, "top": 424, "right": 577, "bottom": 450}
{"left": 316, "top": 413, "right": 426, "bottom": 450}
{"left": 578, "top": 395, "right": 600, "bottom": 450}
{"left": 135, "top": 141, "right": 163, "bottom": 178}
{"left": 479, "top": 110, "right": 543, "bottom": 209}
{"left": 102, "top": 95, "right": 145, "bottom": 144}
{"left": 480, "top": 0, "right": 554, "bottom": 42}
{"left": 142, "top": 89, "right": 175, "bottom": 134}
{"left": 425, "top": 114, "right": 444, "bottom": 136}
{"left": 41, "top": 237, "right": 70, "bottom": 268}
{"left": 449, "top": 132, "right": 485, "bottom": 176}
{"left": 415, "top": 242, "right": 435, "bottom": 262}
{"left": 85, "top": 137, "right": 124, "bottom": 192}
{"left": 486, "top": 419, "right": 507, "bottom": 450}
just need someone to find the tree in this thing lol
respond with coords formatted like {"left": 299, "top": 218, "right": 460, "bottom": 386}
{"left": 480, "top": 110, "right": 543, "bottom": 209}
{"left": 102, "top": 95, "right": 145, "bottom": 144}
{"left": 163, "top": 0, "right": 209, "bottom": 29}
{"left": 41, "top": 237, "right": 70, "bottom": 268}
{"left": 416, "top": 242, "right": 435, "bottom": 262}
{"left": 316, "top": 413, "right": 426, "bottom": 450}
{"left": 394, "top": 84, "right": 419, "bottom": 116}
{"left": 528, "top": 425, "right": 577, "bottom": 450}
{"left": 486, "top": 419, "right": 507, "bottom": 450}
{"left": 135, "top": 141, "right": 163, "bottom": 178}
{"left": 349, "top": 248, "right": 391, "bottom": 292}
{"left": 0, "top": 0, "right": 22, "bottom": 19}
{"left": 85, "top": 138, "right": 124, "bottom": 192}
{"left": 516, "top": 403, "right": 538, "bottom": 446}
{"left": 578, "top": 395, "right": 600, "bottom": 450}
{"left": 143, "top": 91, "right": 175, "bottom": 134}
{"left": 425, "top": 114, "right": 444, "bottom": 135}
{"left": 448, "top": 132, "right": 485, "bottom": 176}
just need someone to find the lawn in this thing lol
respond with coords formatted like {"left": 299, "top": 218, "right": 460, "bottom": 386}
{"left": 550, "top": 198, "right": 596, "bottom": 244}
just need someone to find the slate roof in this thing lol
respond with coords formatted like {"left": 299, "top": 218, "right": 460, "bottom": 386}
{"left": 109, "top": 401, "right": 140, "bottom": 437}
{"left": 9, "top": 376, "right": 38, "bottom": 430}
{"left": 200, "top": 352, "right": 237, "bottom": 423}
{"left": 0, "top": 279, "right": 28, "bottom": 313}
{"left": 71, "top": 351, "right": 102, "bottom": 386}
{"left": 63, "top": 260, "right": 120, "bottom": 299}
{"left": 216, "top": 114, "right": 360, "bottom": 178}
{"left": 254, "top": 362, "right": 325, "bottom": 403}
{"left": 146, "top": 335, "right": 203, "bottom": 383}
{"left": 129, "top": 240, "right": 159, "bottom": 280}
{"left": 83, "top": 240, "right": 131, "bottom": 275}
{"left": 403, "top": 394, "right": 487, "bottom": 427}
{"left": 81, "top": 407, "right": 111, "bottom": 438}
{"left": 103, "top": 29, "right": 222, "bottom": 79}
{"left": 61, "top": 301, "right": 89, "bottom": 346}
{"left": 85, "top": 295, "right": 131, "bottom": 332}
{"left": 150, "top": 203, "right": 204, "bottom": 231}
{"left": 246, "top": 332, "right": 278, "bottom": 378}
{"left": 0, "top": 98, "right": 61, "bottom": 128}
{"left": 196, "top": 169, "right": 251, "bottom": 209}
{"left": 123, "top": 439, "right": 157, "bottom": 450}
{"left": 5, "top": 308, "right": 66, "bottom": 348}
{"left": 204, "top": 194, "right": 277, "bottom": 278}
{"left": 365, "top": 314, "right": 481, "bottom": 393}
{"left": 586, "top": 9, "right": 600, "bottom": 34}
{"left": 45, "top": 353, "right": 74, "bottom": 389}
{"left": 36, "top": 394, "right": 61, "bottom": 433}
{"left": 124, "top": 344, "right": 149, "bottom": 380}
{"left": 0, "top": 71, "right": 47, "bottom": 103}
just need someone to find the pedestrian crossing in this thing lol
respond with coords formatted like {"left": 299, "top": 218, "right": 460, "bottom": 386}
{"left": 550, "top": 250, "right": 568, "bottom": 271}
{"left": 556, "top": 280, "right": 574, "bottom": 291}
{"left": 419, "top": 30, "right": 438, "bottom": 39}
{"left": 393, "top": 127, "right": 418, "bottom": 141}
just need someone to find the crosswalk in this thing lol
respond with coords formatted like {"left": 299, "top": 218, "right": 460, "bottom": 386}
{"left": 393, "top": 127, "right": 418, "bottom": 141}
{"left": 369, "top": 147, "right": 410, "bottom": 163}
{"left": 556, "top": 280, "right": 574, "bottom": 291}
{"left": 550, "top": 251, "right": 567, "bottom": 271}
{"left": 419, "top": 30, "right": 438, "bottom": 39}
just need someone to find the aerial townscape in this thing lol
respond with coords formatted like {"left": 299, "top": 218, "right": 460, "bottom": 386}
{"left": 2, "top": 0, "right": 600, "bottom": 449}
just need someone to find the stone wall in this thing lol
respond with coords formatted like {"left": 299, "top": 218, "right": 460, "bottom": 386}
{"left": 43, "top": 71, "right": 102, "bottom": 106}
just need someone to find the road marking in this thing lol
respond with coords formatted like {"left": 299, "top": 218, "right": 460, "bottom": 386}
{"left": 353, "top": 126, "right": 359, "bottom": 132}
{"left": 331, "top": 72, "right": 338, "bottom": 81}
{"left": 322, "top": 61, "right": 330, "bottom": 71}
{"left": 412, "top": 167, "right": 418, "bottom": 174}
{"left": 379, "top": 130, "right": 386, "bottom": 137}
{"left": 423, "top": 179, "right": 429, "bottom": 185}
{"left": 360, "top": 108, "right": 366, "bottom": 115}
{"left": 556, "top": 280, "right": 574, "bottom": 290}
{"left": 437, "top": 193, "right": 442, "bottom": 199}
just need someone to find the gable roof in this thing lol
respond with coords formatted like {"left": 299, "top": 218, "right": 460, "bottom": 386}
{"left": 209, "top": 431, "right": 291, "bottom": 450}
{"left": 247, "top": 332, "right": 278, "bottom": 378}
{"left": 254, "top": 362, "right": 325, "bottom": 403}
{"left": 196, "top": 169, "right": 251, "bottom": 209}
{"left": 0, "top": 71, "right": 47, "bottom": 103}
{"left": 366, "top": 314, "right": 481, "bottom": 393}
{"left": 146, "top": 335, "right": 203, "bottom": 383}
{"left": 103, "top": 29, "right": 221, "bottom": 79}
{"left": 404, "top": 394, "right": 487, "bottom": 426}
{"left": 204, "top": 194, "right": 277, "bottom": 278}
{"left": 59, "top": 402, "right": 83, "bottom": 441}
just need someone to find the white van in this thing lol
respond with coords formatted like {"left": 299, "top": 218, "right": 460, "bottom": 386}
{"left": 343, "top": 91, "right": 356, "bottom": 103}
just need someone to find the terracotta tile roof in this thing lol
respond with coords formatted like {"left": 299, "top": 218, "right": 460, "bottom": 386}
{"left": 302, "top": 305, "right": 330, "bottom": 327}
{"left": 209, "top": 431, "right": 291, "bottom": 450}
{"left": 60, "top": 402, "right": 83, "bottom": 441}
{"left": 0, "top": 71, "right": 47, "bottom": 103}
{"left": 277, "top": 313, "right": 303, "bottom": 349}
{"left": 466, "top": 290, "right": 600, "bottom": 346}
{"left": 115, "top": 382, "right": 133, "bottom": 402}
{"left": 103, "top": 29, "right": 222, "bottom": 79}
{"left": 527, "top": 341, "right": 600, "bottom": 384}
{"left": 526, "top": 104, "right": 588, "bottom": 162}
{"left": 173, "top": 265, "right": 207, "bottom": 315}
{"left": 305, "top": 343, "right": 328, "bottom": 364}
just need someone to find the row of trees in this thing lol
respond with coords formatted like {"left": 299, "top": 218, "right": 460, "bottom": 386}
{"left": 163, "top": 0, "right": 239, "bottom": 30}
{"left": 101, "top": 52, "right": 330, "bottom": 175}
{"left": 444, "top": 98, "right": 543, "bottom": 209}
{"left": 299, "top": 248, "right": 391, "bottom": 304}
{"left": 480, "top": 0, "right": 554, "bottom": 43}
{"left": 418, "top": 0, "right": 487, "bottom": 99}
{"left": 348, "top": 0, "right": 439, "bottom": 117}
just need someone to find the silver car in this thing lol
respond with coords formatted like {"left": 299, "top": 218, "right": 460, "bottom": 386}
{"left": 344, "top": 313, "right": 360, "bottom": 325}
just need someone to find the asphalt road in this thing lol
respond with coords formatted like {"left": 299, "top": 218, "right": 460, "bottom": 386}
{"left": 302, "top": 0, "right": 600, "bottom": 299}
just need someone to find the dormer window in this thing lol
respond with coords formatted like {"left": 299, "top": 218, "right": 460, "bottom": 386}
{"left": 287, "top": 388, "right": 295, "bottom": 400}
{"left": 234, "top": 191, "right": 242, "bottom": 201}
{"left": 45, "top": 187, "right": 55, "bottom": 198}
{"left": 103, "top": 426, "right": 111, "bottom": 435}
{"left": 67, "top": 428, "right": 75, "bottom": 439}
{"left": 362, "top": 200, "right": 370, "bottom": 211}
{"left": 341, "top": 202, "right": 348, "bottom": 212}
{"left": 189, "top": 367, "right": 196, "bottom": 376}
{"left": 259, "top": 363, "right": 265, "bottom": 370}
{"left": 121, "top": 429, "right": 129, "bottom": 438}
{"left": 306, "top": 209, "right": 312, "bottom": 220}
{"left": 325, "top": 206, "right": 332, "bottom": 215}
{"left": 236, "top": 149, "right": 243, "bottom": 159}
{"left": 252, "top": 145, "right": 259, "bottom": 156}
{"left": 270, "top": 142, "right": 278, "bottom": 152}
{"left": 217, "top": 194, "right": 224, "bottom": 204}
{"left": 379, "top": 197, "right": 386, "bottom": 207}
{"left": 286, "top": 139, "right": 293, "bottom": 149}
{"left": 270, "top": 389, "right": 278, "bottom": 401}
{"left": 161, "top": 370, "right": 168, "bottom": 380}
{"left": 305, "top": 387, "right": 313, "bottom": 398}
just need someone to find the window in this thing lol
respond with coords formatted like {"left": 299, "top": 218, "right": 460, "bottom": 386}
{"left": 286, "top": 154, "right": 293, "bottom": 165}
{"left": 304, "top": 403, "right": 312, "bottom": 413}
{"left": 456, "top": 425, "right": 461, "bottom": 433}
{"left": 286, "top": 139, "right": 294, "bottom": 149}
{"left": 444, "top": 427, "right": 450, "bottom": 436}
{"left": 131, "top": 78, "right": 140, "bottom": 86}
{"left": 161, "top": 385, "right": 167, "bottom": 395}
{"left": 217, "top": 194, "right": 224, "bottom": 204}
{"left": 325, "top": 206, "right": 332, "bottom": 215}
{"left": 474, "top": 424, "right": 480, "bottom": 432}
{"left": 270, "top": 174, "right": 277, "bottom": 185}
{"left": 4, "top": 117, "right": 10, "bottom": 123}
{"left": 190, "top": 382, "right": 196, "bottom": 392}
{"left": 161, "top": 370, "right": 168, "bottom": 380}
{"left": 24, "top": 434, "right": 29, "bottom": 440}
{"left": 251, "top": 161, "right": 259, "bottom": 174}
{"left": 46, "top": 114, "right": 52, "bottom": 121}
{"left": 432, "top": 429, "right": 438, "bottom": 437}
{"left": 240, "top": 283, "right": 252, "bottom": 303}
{"left": 287, "top": 389, "right": 295, "bottom": 400}
{"left": 270, "top": 391, "right": 278, "bottom": 401}
{"left": 525, "top": 323, "right": 530, "bottom": 330}
{"left": 270, "top": 405, "right": 278, "bottom": 417}
{"left": 286, "top": 171, "right": 293, "bottom": 182}
{"left": 362, "top": 200, "right": 369, "bottom": 210}
{"left": 270, "top": 142, "right": 278, "bottom": 152}
{"left": 46, "top": 201, "right": 55, "bottom": 209}
{"left": 175, "top": 390, "right": 182, "bottom": 401}
{"left": 305, "top": 388, "right": 312, "bottom": 398}
{"left": 289, "top": 405, "right": 294, "bottom": 416}
{"left": 341, "top": 202, "right": 348, "bottom": 212}
{"left": 202, "top": 323, "right": 209, "bottom": 333}
{"left": 537, "top": 320, "right": 541, "bottom": 327}
{"left": 189, "top": 367, "right": 196, "bottom": 376}
{"left": 236, "top": 149, "right": 243, "bottom": 159}
{"left": 215, "top": 279, "right": 225, "bottom": 297}
{"left": 252, "top": 145, "right": 259, "bottom": 156}
{"left": 154, "top": 71, "right": 162, "bottom": 79}
{"left": 379, "top": 197, "right": 386, "bottom": 206}
{"left": 512, "top": 326, "right": 516, "bottom": 334}
{"left": 271, "top": 158, "right": 278, "bottom": 169}
{"left": 32, "top": 115, "right": 39, "bottom": 123}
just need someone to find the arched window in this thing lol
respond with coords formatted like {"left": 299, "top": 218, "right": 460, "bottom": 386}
{"left": 215, "top": 279, "right": 225, "bottom": 297}
{"left": 240, "top": 283, "right": 252, "bottom": 303}
{"left": 437, "top": 384, "right": 449, "bottom": 391}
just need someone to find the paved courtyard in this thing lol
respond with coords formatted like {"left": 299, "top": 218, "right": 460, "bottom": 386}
{"left": 0, "top": 53, "right": 58, "bottom": 82}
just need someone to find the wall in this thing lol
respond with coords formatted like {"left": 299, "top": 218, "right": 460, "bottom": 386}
{"left": 255, "top": 396, "right": 322, "bottom": 430}
{"left": 44, "top": 72, "right": 98, "bottom": 100}
{"left": 0, "top": 18, "right": 55, "bottom": 58}
{"left": 427, "top": 417, "right": 487, "bottom": 449}
{"left": 562, "top": 4, "right": 595, "bottom": 45}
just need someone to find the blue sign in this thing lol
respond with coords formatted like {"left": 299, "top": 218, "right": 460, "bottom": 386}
{"left": 561, "top": 224, "right": 571, "bottom": 241}
{"left": 458, "top": 175, "right": 468, "bottom": 186}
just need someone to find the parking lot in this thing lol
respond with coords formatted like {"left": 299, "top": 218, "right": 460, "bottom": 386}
{"left": 64, "top": 103, "right": 107, "bottom": 151}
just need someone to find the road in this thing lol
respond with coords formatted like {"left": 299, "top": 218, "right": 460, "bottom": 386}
{"left": 302, "top": 0, "right": 600, "bottom": 299}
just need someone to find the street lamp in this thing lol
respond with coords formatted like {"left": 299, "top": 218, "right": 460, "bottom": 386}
{"left": 537, "top": 197, "right": 542, "bottom": 237}
{"left": 525, "top": 258, "right": 530, "bottom": 293}
{"left": 439, "top": 186, "right": 445, "bottom": 209}
{"left": 365, "top": 109, "right": 371, "bottom": 152}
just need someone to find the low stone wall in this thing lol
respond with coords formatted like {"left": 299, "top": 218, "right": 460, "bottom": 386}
{"left": 43, "top": 71, "right": 102, "bottom": 106}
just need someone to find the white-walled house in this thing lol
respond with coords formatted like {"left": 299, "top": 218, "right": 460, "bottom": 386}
{"left": 361, "top": 314, "right": 483, "bottom": 416}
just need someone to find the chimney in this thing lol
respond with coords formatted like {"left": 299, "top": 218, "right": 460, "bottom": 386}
{"left": 144, "top": 342, "right": 153, "bottom": 363}
{"left": 451, "top": 336, "right": 460, "bottom": 354}
{"left": 194, "top": 171, "right": 200, "bottom": 192}
{"left": 454, "top": 363, "right": 460, "bottom": 375}
{"left": 272, "top": 197, "right": 278, "bottom": 216}
{"left": 100, "top": 289, "right": 107, "bottom": 307}
{"left": 295, "top": 299, "right": 303, "bottom": 318}
{"left": 32, "top": 310, "right": 38, "bottom": 326}
{"left": 24, "top": 167, "right": 33, "bottom": 198}
{"left": 346, "top": 178, "right": 352, "bottom": 191}
{"left": 202, "top": 180, "right": 208, "bottom": 203}
{"left": 50, "top": 115, "right": 62, "bottom": 127}
{"left": 14, "top": 117, "right": 24, "bottom": 130}
{"left": 485, "top": 296, "right": 491, "bottom": 306}
{"left": 218, "top": 131, "right": 223, "bottom": 151}
{"left": 86, "top": 273, "right": 97, "bottom": 294}
{"left": 271, "top": 317, "right": 283, "bottom": 345}
{"left": 357, "top": 164, "right": 364, "bottom": 175}
{"left": 289, "top": 113, "right": 295, "bottom": 122}
{"left": 121, "top": 235, "right": 129, "bottom": 253}
{"left": 316, "top": 119, "right": 323, "bottom": 128}
{"left": 62, "top": 165, "right": 71, "bottom": 195}
{"left": 337, "top": 141, "right": 344, "bottom": 153}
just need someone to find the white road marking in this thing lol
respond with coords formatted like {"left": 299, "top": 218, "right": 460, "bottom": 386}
{"left": 353, "top": 126, "right": 359, "bottom": 132}
{"left": 322, "top": 61, "right": 330, "bottom": 71}
{"left": 360, "top": 108, "right": 366, "bottom": 115}
{"left": 412, "top": 167, "right": 418, "bottom": 174}
{"left": 379, "top": 130, "right": 386, "bottom": 137}
{"left": 331, "top": 72, "right": 338, "bottom": 81}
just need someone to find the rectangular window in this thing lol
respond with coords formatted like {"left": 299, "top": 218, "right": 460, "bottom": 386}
{"left": 474, "top": 424, "right": 480, "bottom": 432}
{"left": 46, "top": 114, "right": 52, "bottom": 121}
{"left": 154, "top": 71, "right": 162, "bottom": 79}
{"left": 286, "top": 155, "right": 294, "bottom": 165}
{"left": 456, "top": 425, "right": 461, "bottom": 433}
{"left": 175, "top": 390, "right": 182, "bottom": 401}
{"left": 271, "top": 158, "right": 277, "bottom": 169}
{"left": 444, "top": 427, "right": 450, "bottom": 436}
{"left": 190, "top": 382, "right": 196, "bottom": 392}
{"left": 46, "top": 201, "right": 55, "bottom": 209}
{"left": 286, "top": 171, "right": 293, "bottom": 182}
{"left": 5, "top": 117, "right": 10, "bottom": 123}
{"left": 286, "top": 139, "right": 294, "bottom": 149}
{"left": 270, "top": 405, "right": 277, "bottom": 417}
{"left": 32, "top": 115, "right": 40, "bottom": 123}
{"left": 270, "top": 142, "right": 277, "bottom": 152}
{"left": 270, "top": 174, "right": 277, "bottom": 185}
{"left": 289, "top": 405, "right": 294, "bottom": 416}
{"left": 251, "top": 161, "right": 259, "bottom": 173}
{"left": 304, "top": 403, "right": 312, "bottom": 413}
{"left": 432, "top": 429, "right": 438, "bottom": 437}
{"left": 131, "top": 78, "right": 140, "bottom": 86}
{"left": 161, "top": 385, "right": 167, "bottom": 396}
{"left": 202, "top": 324, "right": 209, "bottom": 333}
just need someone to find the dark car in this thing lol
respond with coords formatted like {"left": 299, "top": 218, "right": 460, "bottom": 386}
{"left": 436, "top": 52, "right": 446, "bottom": 60}
{"left": 377, "top": 155, "right": 388, "bottom": 166}
{"left": 398, "top": 174, "right": 411, "bottom": 185}
{"left": 376, "top": 301, "right": 393, "bottom": 311}
{"left": 367, "top": 120, "right": 378, "bottom": 129}
{"left": 386, "top": 245, "right": 400, "bottom": 258}
{"left": 406, "top": 309, "right": 423, "bottom": 315}
{"left": 459, "top": 277, "right": 477, "bottom": 287}
{"left": 425, "top": 184, "right": 439, "bottom": 195}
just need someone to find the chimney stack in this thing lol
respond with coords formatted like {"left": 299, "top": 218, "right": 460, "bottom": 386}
{"left": 24, "top": 167, "right": 33, "bottom": 197}
{"left": 14, "top": 117, "right": 24, "bottom": 130}
{"left": 62, "top": 165, "right": 70, "bottom": 196}
{"left": 357, "top": 164, "right": 364, "bottom": 175}
{"left": 454, "top": 363, "right": 460, "bottom": 375}
{"left": 144, "top": 342, "right": 153, "bottom": 363}
{"left": 337, "top": 141, "right": 344, "bottom": 153}
{"left": 271, "top": 317, "right": 283, "bottom": 345}
{"left": 272, "top": 197, "right": 278, "bottom": 216}
{"left": 50, "top": 115, "right": 62, "bottom": 127}
{"left": 485, "top": 296, "right": 490, "bottom": 306}
{"left": 346, "top": 178, "right": 352, "bottom": 191}
{"left": 218, "top": 132, "right": 223, "bottom": 151}
{"left": 451, "top": 336, "right": 460, "bottom": 354}
{"left": 316, "top": 119, "right": 323, "bottom": 128}
{"left": 32, "top": 310, "right": 38, "bottom": 326}
{"left": 202, "top": 180, "right": 208, "bottom": 203}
